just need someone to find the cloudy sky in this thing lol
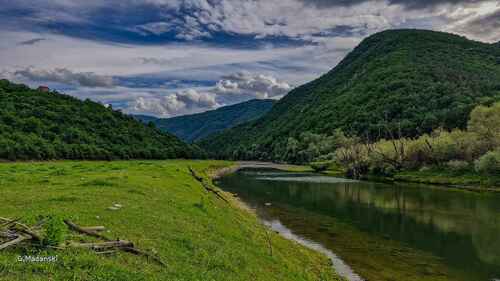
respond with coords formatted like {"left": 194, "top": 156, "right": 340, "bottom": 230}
{"left": 1, "top": 0, "right": 499, "bottom": 117}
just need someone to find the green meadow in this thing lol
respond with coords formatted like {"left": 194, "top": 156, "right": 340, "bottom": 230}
{"left": 0, "top": 160, "right": 339, "bottom": 281}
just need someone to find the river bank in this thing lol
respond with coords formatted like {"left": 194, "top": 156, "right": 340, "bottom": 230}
{"left": 210, "top": 161, "right": 313, "bottom": 180}
{"left": 0, "top": 160, "right": 339, "bottom": 281}
{"left": 361, "top": 169, "right": 500, "bottom": 193}
{"left": 314, "top": 163, "right": 500, "bottom": 192}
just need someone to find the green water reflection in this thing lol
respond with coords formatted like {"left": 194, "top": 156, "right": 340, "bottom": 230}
{"left": 216, "top": 170, "right": 500, "bottom": 281}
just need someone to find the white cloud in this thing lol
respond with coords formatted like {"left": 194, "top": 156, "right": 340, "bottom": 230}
{"left": 148, "top": 0, "right": 499, "bottom": 43}
{"left": 12, "top": 67, "right": 115, "bottom": 88}
{"left": 126, "top": 72, "right": 290, "bottom": 117}
{"left": 215, "top": 72, "right": 292, "bottom": 100}
{"left": 0, "top": 31, "right": 324, "bottom": 81}
{"left": 444, "top": 2, "right": 500, "bottom": 43}
{"left": 130, "top": 89, "right": 219, "bottom": 117}
{"left": 133, "top": 21, "right": 175, "bottom": 36}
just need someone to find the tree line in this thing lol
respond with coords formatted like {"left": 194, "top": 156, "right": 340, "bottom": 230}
{"left": 0, "top": 80, "right": 202, "bottom": 161}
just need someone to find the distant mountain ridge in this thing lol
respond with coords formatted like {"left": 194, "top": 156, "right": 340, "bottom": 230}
{"left": 200, "top": 29, "right": 500, "bottom": 161}
{"left": 135, "top": 99, "right": 275, "bottom": 143}
{"left": 0, "top": 80, "right": 201, "bottom": 160}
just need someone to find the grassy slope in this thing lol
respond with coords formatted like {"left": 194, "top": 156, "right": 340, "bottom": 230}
{"left": 0, "top": 160, "right": 339, "bottom": 281}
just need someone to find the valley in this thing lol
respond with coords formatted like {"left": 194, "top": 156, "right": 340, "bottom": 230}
{"left": 1, "top": 27, "right": 499, "bottom": 281}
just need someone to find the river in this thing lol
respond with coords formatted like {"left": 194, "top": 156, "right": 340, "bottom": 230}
{"left": 215, "top": 169, "right": 500, "bottom": 281}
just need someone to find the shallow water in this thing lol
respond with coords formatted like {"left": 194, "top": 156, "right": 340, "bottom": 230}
{"left": 216, "top": 169, "right": 500, "bottom": 281}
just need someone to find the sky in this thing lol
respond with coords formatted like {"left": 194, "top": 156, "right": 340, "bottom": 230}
{"left": 0, "top": 0, "right": 499, "bottom": 118}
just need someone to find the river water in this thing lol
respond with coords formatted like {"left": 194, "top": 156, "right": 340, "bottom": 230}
{"left": 216, "top": 169, "right": 500, "bottom": 281}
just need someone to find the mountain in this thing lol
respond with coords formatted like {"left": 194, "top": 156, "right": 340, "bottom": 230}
{"left": 133, "top": 114, "right": 159, "bottom": 124}
{"left": 200, "top": 29, "right": 500, "bottom": 160}
{"left": 0, "top": 80, "right": 201, "bottom": 160}
{"left": 136, "top": 99, "right": 275, "bottom": 143}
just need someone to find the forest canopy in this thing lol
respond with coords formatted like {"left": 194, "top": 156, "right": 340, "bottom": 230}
{"left": 200, "top": 30, "right": 500, "bottom": 161}
{"left": 0, "top": 80, "right": 201, "bottom": 160}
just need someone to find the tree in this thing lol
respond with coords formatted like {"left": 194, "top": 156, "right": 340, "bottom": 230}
{"left": 468, "top": 103, "right": 500, "bottom": 150}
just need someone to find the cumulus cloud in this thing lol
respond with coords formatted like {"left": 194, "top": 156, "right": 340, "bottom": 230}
{"left": 446, "top": 3, "right": 500, "bottom": 43}
{"left": 133, "top": 0, "right": 499, "bottom": 43}
{"left": 2, "top": 0, "right": 499, "bottom": 44}
{"left": 130, "top": 89, "right": 219, "bottom": 117}
{"left": 214, "top": 72, "right": 292, "bottom": 101}
{"left": 13, "top": 67, "right": 115, "bottom": 88}
{"left": 128, "top": 72, "right": 291, "bottom": 117}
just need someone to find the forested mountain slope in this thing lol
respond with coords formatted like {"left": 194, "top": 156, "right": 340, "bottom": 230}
{"left": 136, "top": 99, "right": 275, "bottom": 143}
{"left": 0, "top": 80, "right": 201, "bottom": 160}
{"left": 200, "top": 29, "right": 500, "bottom": 160}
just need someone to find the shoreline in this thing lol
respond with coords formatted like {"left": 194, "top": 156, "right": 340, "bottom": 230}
{"left": 1, "top": 160, "right": 340, "bottom": 281}
{"left": 210, "top": 161, "right": 313, "bottom": 179}
{"left": 361, "top": 173, "right": 500, "bottom": 193}
{"left": 209, "top": 162, "right": 362, "bottom": 281}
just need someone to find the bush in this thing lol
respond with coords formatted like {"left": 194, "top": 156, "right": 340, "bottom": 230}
{"left": 43, "top": 215, "right": 67, "bottom": 247}
{"left": 446, "top": 160, "right": 470, "bottom": 172}
{"left": 475, "top": 151, "right": 500, "bottom": 176}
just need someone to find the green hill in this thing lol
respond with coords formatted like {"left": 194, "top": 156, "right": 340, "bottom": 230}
{"left": 200, "top": 29, "right": 500, "bottom": 160}
{"left": 136, "top": 99, "right": 275, "bottom": 143}
{"left": 0, "top": 80, "right": 201, "bottom": 160}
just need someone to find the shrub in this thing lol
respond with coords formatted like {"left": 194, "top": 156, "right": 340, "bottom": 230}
{"left": 468, "top": 102, "right": 500, "bottom": 150}
{"left": 475, "top": 151, "right": 500, "bottom": 176}
{"left": 446, "top": 160, "right": 470, "bottom": 172}
{"left": 43, "top": 215, "right": 67, "bottom": 247}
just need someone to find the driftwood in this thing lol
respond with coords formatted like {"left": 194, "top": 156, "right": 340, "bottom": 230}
{"left": 0, "top": 235, "right": 31, "bottom": 250}
{"left": 0, "top": 217, "right": 40, "bottom": 251}
{"left": 122, "top": 246, "right": 167, "bottom": 267}
{"left": 188, "top": 166, "right": 229, "bottom": 203}
{"left": 0, "top": 217, "right": 21, "bottom": 228}
{"left": 71, "top": 240, "right": 134, "bottom": 250}
{"left": 65, "top": 220, "right": 166, "bottom": 267}
{"left": 64, "top": 220, "right": 111, "bottom": 241}
{"left": 82, "top": 226, "right": 106, "bottom": 232}
{"left": 13, "top": 223, "right": 42, "bottom": 242}
{"left": 0, "top": 217, "right": 166, "bottom": 267}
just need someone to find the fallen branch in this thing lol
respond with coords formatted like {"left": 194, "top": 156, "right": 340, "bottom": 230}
{"left": 96, "top": 250, "right": 118, "bottom": 255}
{"left": 0, "top": 235, "right": 31, "bottom": 250}
{"left": 0, "top": 218, "right": 42, "bottom": 242}
{"left": 70, "top": 240, "right": 134, "bottom": 251}
{"left": 0, "top": 231, "right": 17, "bottom": 239}
{"left": 64, "top": 220, "right": 111, "bottom": 241}
{"left": 82, "top": 226, "right": 106, "bottom": 232}
{"left": 188, "top": 167, "right": 204, "bottom": 182}
{"left": 1, "top": 217, "right": 166, "bottom": 267}
{"left": 13, "top": 223, "right": 42, "bottom": 242}
{"left": 188, "top": 167, "right": 229, "bottom": 203}
{"left": 122, "top": 247, "right": 167, "bottom": 267}
{"left": 65, "top": 220, "right": 166, "bottom": 267}
{"left": 0, "top": 217, "right": 21, "bottom": 228}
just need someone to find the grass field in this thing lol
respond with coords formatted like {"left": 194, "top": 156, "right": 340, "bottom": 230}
{"left": 0, "top": 160, "right": 339, "bottom": 281}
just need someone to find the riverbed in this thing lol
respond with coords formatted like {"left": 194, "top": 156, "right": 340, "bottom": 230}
{"left": 216, "top": 169, "right": 500, "bottom": 281}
